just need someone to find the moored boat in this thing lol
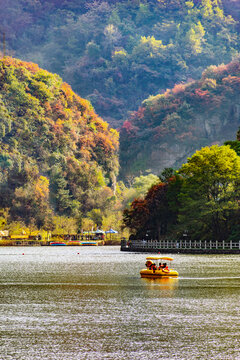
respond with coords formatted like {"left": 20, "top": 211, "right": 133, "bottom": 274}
{"left": 140, "top": 256, "right": 178, "bottom": 278}
{"left": 66, "top": 240, "right": 81, "bottom": 246}
{"left": 50, "top": 241, "right": 66, "bottom": 246}
{"left": 80, "top": 241, "right": 98, "bottom": 246}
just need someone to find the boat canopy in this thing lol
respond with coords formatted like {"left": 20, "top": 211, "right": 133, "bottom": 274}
{"left": 159, "top": 256, "right": 174, "bottom": 261}
{"left": 146, "top": 256, "right": 174, "bottom": 261}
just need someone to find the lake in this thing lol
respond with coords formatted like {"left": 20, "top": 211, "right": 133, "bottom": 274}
{"left": 0, "top": 246, "right": 239, "bottom": 359}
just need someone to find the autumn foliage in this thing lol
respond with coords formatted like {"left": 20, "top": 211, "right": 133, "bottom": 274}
{"left": 120, "top": 57, "right": 240, "bottom": 177}
{"left": 123, "top": 179, "right": 178, "bottom": 239}
{"left": 1, "top": 0, "right": 239, "bottom": 127}
{"left": 0, "top": 57, "right": 119, "bottom": 228}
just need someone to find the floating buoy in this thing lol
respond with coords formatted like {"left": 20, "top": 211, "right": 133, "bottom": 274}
{"left": 22, "top": 253, "right": 24, "bottom": 255}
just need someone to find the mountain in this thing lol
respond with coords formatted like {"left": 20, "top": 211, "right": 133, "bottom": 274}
{"left": 1, "top": 0, "right": 239, "bottom": 127}
{"left": 120, "top": 57, "right": 240, "bottom": 177}
{"left": 0, "top": 57, "right": 119, "bottom": 227}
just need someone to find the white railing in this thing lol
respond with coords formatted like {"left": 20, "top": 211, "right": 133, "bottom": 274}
{"left": 129, "top": 239, "right": 240, "bottom": 250}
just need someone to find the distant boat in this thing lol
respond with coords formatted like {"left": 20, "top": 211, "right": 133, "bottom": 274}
{"left": 67, "top": 240, "right": 81, "bottom": 246}
{"left": 50, "top": 241, "right": 66, "bottom": 246}
{"left": 80, "top": 241, "right": 98, "bottom": 246}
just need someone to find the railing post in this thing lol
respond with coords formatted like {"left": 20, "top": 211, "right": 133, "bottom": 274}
{"left": 205, "top": 240, "right": 206, "bottom": 249}
{"left": 210, "top": 240, "right": 212, "bottom": 249}
{"left": 230, "top": 240, "right": 232, "bottom": 250}
{"left": 223, "top": 240, "right": 224, "bottom": 249}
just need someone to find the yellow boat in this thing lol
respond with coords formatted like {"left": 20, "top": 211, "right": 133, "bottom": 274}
{"left": 140, "top": 256, "right": 178, "bottom": 278}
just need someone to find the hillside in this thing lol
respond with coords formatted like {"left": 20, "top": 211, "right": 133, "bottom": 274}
{"left": 0, "top": 57, "right": 119, "bottom": 228}
{"left": 1, "top": 0, "right": 240, "bottom": 127}
{"left": 120, "top": 57, "right": 240, "bottom": 177}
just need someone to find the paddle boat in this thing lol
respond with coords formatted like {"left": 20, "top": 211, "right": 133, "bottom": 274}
{"left": 50, "top": 241, "right": 66, "bottom": 246}
{"left": 79, "top": 241, "right": 98, "bottom": 246}
{"left": 140, "top": 256, "right": 178, "bottom": 278}
{"left": 66, "top": 240, "right": 81, "bottom": 246}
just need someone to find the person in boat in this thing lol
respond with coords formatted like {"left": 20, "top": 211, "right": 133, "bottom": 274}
{"left": 145, "top": 260, "right": 152, "bottom": 268}
{"left": 145, "top": 260, "right": 157, "bottom": 271}
{"left": 162, "top": 263, "right": 169, "bottom": 271}
{"left": 149, "top": 263, "right": 157, "bottom": 271}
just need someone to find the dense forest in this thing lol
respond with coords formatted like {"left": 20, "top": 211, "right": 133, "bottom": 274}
{"left": 0, "top": 57, "right": 163, "bottom": 234}
{"left": 1, "top": 0, "right": 240, "bottom": 127}
{"left": 0, "top": 57, "right": 120, "bottom": 233}
{"left": 120, "top": 57, "right": 240, "bottom": 177}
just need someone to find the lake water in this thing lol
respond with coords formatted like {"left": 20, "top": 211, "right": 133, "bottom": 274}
{"left": 0, "top": 246, "right": 239, "bottom": 360}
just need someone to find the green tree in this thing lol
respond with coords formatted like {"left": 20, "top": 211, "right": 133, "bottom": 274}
{"left": 159, "top": 168, "right": 175, "bottom": 182}
{"left": 178, "top": 145, "right": 240, "bottom": 241}
{"left": 225, "top": 128, "right": 240, "bottom": 156}
{"left": 186, "top": 21, "right": 205, "bottom": 54}
{"left": 123, "top": 173, "right": 159, "bottom": 207}
{"left": 86, "top": 41, "right": 101, "bottom": 60}
{"left": 52, "top": 216, "right": 78, "bottom": 235}
{"left": 87, "top": 209, "right": 103, "bottom": 228}
{"left": 49, "top": 165, "right": 73, "bottom": 215}
{"left": 0, "top": 208, "right": 9, "bottom": 229}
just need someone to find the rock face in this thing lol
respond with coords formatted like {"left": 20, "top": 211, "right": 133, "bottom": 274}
{"left": 149, "top": 143, "right": 193, "bottom": 174}
{"left": 148, "top": 105, "right": 240, "bottom": 174}
{"left": 120, "top": 58, "right": 240, "bottom": 177}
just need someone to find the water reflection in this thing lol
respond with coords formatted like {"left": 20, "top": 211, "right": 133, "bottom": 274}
{"left": 141, "top": 277, "right": 179, "bottom": 294}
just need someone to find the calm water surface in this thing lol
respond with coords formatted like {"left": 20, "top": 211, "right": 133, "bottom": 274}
{"left": 0, "top": 246, "right": 239, "bottom": 360}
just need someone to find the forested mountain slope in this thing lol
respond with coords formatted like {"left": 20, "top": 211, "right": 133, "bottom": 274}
{"left": 0, "top": 0, "right": 239, "bottom": 127}
{"left": 120, "top": 57, "right": 240, "bottom": 177}
{"left": 0, "top": 57, "right": 119, "bottom": 228}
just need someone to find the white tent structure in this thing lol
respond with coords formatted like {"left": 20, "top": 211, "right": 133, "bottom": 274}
{"left": 105, "top": 228, "right": 118, "bottom": 241}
